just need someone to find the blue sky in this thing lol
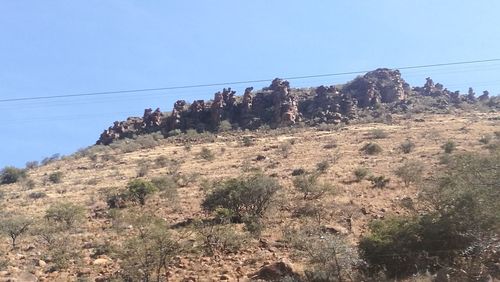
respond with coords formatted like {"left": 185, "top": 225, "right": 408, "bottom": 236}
{"left": 1, "top": 1, "right": 499, "bottom": 167}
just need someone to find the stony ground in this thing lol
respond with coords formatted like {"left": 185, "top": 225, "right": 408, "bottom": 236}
{"left": 0, "top": 111, "right": 499, "bottom": 281}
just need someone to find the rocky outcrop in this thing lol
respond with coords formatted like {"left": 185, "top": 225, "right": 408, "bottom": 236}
{"left": 343, "top": 68, "right": 409, "bottom": 107}
{"left": 96, "top": 68, "right": 497, "bottom": 145}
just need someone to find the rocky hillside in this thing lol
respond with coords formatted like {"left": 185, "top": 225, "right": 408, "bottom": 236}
{"left": 97, "top": 68, "right": 499, "bottom": 145}
{"left": 1, "top": 108, "right": 499, "bottom": 281}
{"left": 0, "top": 68, "right": 499, "bottom": 281}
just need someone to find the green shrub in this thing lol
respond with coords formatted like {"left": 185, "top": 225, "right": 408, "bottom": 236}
{"left": 198, "top": 224, "right": 250, "bottom": 256}
{"left": 370, "top": 129, "right": 388, "bottom": 139}
{"left": 359, "top": 217, "right": 423, "bottom": 278}
{"left": 0, "top": 214, "right": 32, "bottom": 249}
{"left": 202, "top": 174, "right": 280, "bottom": 220}
{"left": 117, "top": 214, "right": 179, "bottom": 282}
{"left": 291, "top": 168, "right": 306, "bottom": 176}
{"left": 293, "top": 174, "right": 334, "bottom": 200}
{"left": 242, "top": 136, "right": 254, "bottom": 147}
{"left": 0, "top": 166, "right": 26, "bottom": 185}
{"left": 360, "top": 151, "right": 500, "bottom": 279}
{"left": 48, "top": 171, "right": 63, "bottom": 184}
{"left": 279, "top": 142, "right": 292, "bottom": 158}
{"left": 353, "top": 167, "right": 370, "bottom": 182}
{"left": 126, "top": 179, "right": 157, "bottom": 205}
{"left": 25, "top": 161, "right": 39, "bottom": 170}
{"left": 399, "top": 139, "right": 415, "bottom": 154}
{"left": 361, "top": 142, "right": 382, "bottom": 155}
{"left": 368, "top": 175, "right": 390, "bottom": 188}
{"left": 45, "top": 202, "right": 84, "bottom": 228}
{"left": 167, "top": 129, "right": 182, "bottom": 137}
{"left": 20, "top": 178, "right": 35, "bottom": 190}
{"left": 199, "top": 147, "right": 215, "bottom": 161}
{"left": 394, "top": 160, "right": 424, "bottom": 187}
{"left": 442, "top": 140, "right": 456, "bottom": 154}
{"left": 151, "top": 176, "right": 178, "bottom": 200}
{"left": 316, "top": 160, "right": 330, "bottom": 174}
{"left": 28, "top": 191, "right": 46, "bottom": 199}
{"left": 218, "top": 120, "right": 233, "bottom": 132}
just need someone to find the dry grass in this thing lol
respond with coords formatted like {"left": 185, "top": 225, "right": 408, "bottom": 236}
{"left": 0, "top": 111, "right": 498, "bottom": 280}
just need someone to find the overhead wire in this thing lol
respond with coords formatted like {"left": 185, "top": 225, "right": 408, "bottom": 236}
{"left": 1, "top": 58, "right": 499, "bottom": 103}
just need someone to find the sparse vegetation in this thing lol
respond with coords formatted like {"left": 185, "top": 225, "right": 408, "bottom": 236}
{"left": 199, "top": 147, "right": 215, "bottom": 161}
{"left": 279, "top": 142, "right": 293, "bottom": 158}
{"left": 361, "top": 142, "right": 382, "bottom": 155}
{"left": 117, "top": 214, "right": 179, "bottom": 282}
{"left": 353, "top": 167, "right": 370, "bottom": 182}
{"left": 315, "top": 160, "right": 330, "bottom": 173}
{"left": 48, "top": 171, "right": 63, "bottom": 183}
{"left": 394, "top": 160, "right": 424, "bottom": 187}
{"left": 293, "top": 174, "right": 334, "bottom": 200}
{"left": 126, "top": 179, "right": 158, "bottom": 206}
{"left": 399, "top": 139, "right": 415, "bottom": 154}
{"left": 0, "top": 110, "right": 498, "bottom": 280}
{"left": 151, "top": 176, "right": 178, "bottom": 200}
{"left": 0, "top": 214, "right": 31, "bottom": 249}
{"left": 442, "top": 140, "right": 457, "bottom": 153}
{"left": 368, "top": 175, "right": 390, "bottom": 188}
{"left": 370, "top": 128, "right": 388, "bottom": 139}
{"left": 242, "top": 136, "right": 254, "bottom": 147}
{"left": 0, "top": 166, "right": 25, "bottom": 185}
{"left": 202, "top": 174, "right": 280, "bottom": 221}
{"left": 478, "top": 134, "right": 492, "bottom": 144}
{"left": 45, "top": 202, "right": 85, "bottom": 228}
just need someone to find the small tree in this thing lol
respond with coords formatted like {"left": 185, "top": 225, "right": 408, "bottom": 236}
{"left": 0, "top": 166, "right": 26, "bottom": 185}
{"left": 0, "top": 214, "right": 31, "bottom": 249}
{"left": 395, "top": 160, "right": 424, "bottom": 187}
{"left": 293, "top": 174, "right": 334, "bottom": 200}
{"left": 45, "top": 202, "right": 84, "bottom": 228}
{"left": 127, "top": 179, "right": 157, "bottom": 205}
{"left": 202, "top": 174, "right": 280, "bottom": 220}
{"left": 118, "top": 214, "right": 179, "bottom": 282}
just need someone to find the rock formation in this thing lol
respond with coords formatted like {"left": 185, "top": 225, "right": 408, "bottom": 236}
{"left": 96, "top": 68, "right": 497, "bottom": 145}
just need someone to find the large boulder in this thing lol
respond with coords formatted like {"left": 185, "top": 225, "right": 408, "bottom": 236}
{"left": 343, "top": 68, "right": 409, "bottom": 107}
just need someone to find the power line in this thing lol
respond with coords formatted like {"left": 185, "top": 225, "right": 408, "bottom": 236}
{"left": 1, "top": 58, "right": 499, "bottom": 103}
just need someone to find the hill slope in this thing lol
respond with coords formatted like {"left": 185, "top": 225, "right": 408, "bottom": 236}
{"left": 1, "top": 110, "right": 499, "bottom": 281}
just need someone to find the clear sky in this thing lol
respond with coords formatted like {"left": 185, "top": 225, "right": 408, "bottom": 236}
{"left": 1, "top": 1, "right": 499, "bottom": 168}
